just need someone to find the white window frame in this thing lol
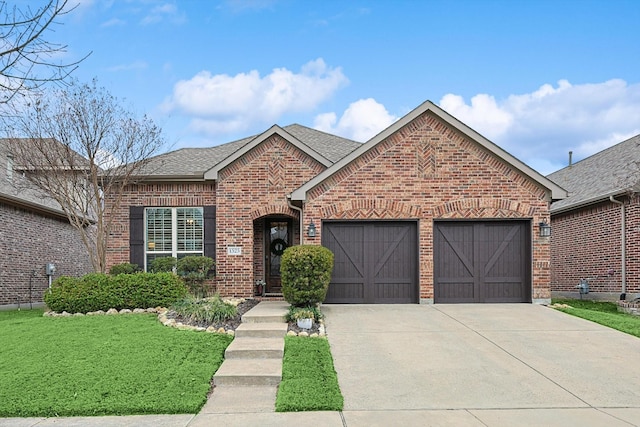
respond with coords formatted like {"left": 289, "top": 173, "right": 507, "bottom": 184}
{"left": 144, "top": 207, "right": 203, "bottom": 271}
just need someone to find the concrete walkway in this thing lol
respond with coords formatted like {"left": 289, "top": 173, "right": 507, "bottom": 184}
{"left": 3, "top": 303, "right": 640, "bottom": 426}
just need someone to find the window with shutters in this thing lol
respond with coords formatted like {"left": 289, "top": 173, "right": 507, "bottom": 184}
{"left": 145, "top": 207, "right": 203, "bottom": 270}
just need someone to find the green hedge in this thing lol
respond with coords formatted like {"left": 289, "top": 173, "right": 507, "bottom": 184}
{"left": 281, "top": 245, "right": 334, "bottom": 306}
{"left": 44, "top": 273, "right": 188, "bottom": 313}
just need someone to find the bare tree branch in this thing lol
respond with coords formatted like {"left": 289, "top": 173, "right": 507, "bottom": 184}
{"left": 0, "top": 0, "right": 89, "bottom": 104}
{"left": 4, "top": 79, "right": 166, "bottom": 272}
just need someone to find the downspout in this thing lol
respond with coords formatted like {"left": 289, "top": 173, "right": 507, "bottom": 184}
{"left": 287, "top": 195, "right": 304, "bottom": 245}
{"left": 609, "top": 195, "right": 626, "bottom": 300}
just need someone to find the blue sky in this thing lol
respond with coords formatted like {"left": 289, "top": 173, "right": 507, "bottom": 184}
{"left": 43, "top": 0, "right": 640, "bottom": 174}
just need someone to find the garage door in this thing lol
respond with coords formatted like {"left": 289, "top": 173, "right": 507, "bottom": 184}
{"left": 322, "top": 221, "right": 418, "bottom": 303}
{"left": 434, "top": 221, "right": 531, "bottom": 303}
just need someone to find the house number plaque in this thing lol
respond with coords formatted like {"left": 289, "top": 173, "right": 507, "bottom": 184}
{"left": 227, "top": 246, "right": 242, "bottom": 255}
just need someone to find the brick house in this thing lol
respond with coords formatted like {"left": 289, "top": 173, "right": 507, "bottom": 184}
{"left": 106, "top": 100, "right": 566, "bottom": 304}
{"left": 0, "top": 139, "right": 92, "bottom": 309}
{"left": 548, "top": 134, "right": 640, "bottom": 301}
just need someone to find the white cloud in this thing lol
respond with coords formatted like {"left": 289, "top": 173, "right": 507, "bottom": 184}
{"left": 313, "top": 98, "right": 397, "bottom": 142}
{"left": 437, "top": 79, "right": 640, "bottom": 174}
{"left": 161, "top": 58, "right": 348, "bottom": 135}
{"left": 140, "top": 3, "right": 186, "bottom": 25}
{"left": 106, "top": 61, "right": 148, "bottom": 72}
{"left": 101, "top": 18, "right": 125, "bottom": 28}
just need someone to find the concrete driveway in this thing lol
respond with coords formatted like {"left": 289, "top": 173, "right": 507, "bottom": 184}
{"left": 323, "top": 304, "right": 640, "bottom": 426}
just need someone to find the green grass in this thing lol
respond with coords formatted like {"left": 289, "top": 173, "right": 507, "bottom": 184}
{"left": 552, "top": 298, "right": 640, "bottom": 338}
{"left": 276, "top": 336, "right": 343, "bottom": 412}
{"left": 0, "top": 309, "right": 232, "bottom": 417}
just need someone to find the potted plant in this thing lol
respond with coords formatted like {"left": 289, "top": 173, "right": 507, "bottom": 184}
{"left": 291, "top": 307, "right": 315, "bottom": 329}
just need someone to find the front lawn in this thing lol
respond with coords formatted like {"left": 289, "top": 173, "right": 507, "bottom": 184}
{"left": 0, "top": 309, "right": 232, "bottom": 417}
{"left": 276, "top": 336, "right": 343, "bottom": 412}
{"left": 552, "top": 298, "right": 640, "bottom": 338}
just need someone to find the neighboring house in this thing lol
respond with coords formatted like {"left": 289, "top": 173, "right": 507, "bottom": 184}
{"left": 106, "top": 100, "right": 566, "bottom": 304}
{"left": 0, "top": 139, "right": 93, "bottom": 309}
{"left": 548, "top": 134, "right": 640, "bottom": 301}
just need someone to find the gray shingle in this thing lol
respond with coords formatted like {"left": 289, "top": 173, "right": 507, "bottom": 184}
{"left": 548, "top": 134, "right": 640, "bottom": 212}
{"left": 135, "top": 124, "right": 361, "bottom": 178}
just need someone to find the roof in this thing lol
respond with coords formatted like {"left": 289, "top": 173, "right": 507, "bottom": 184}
{"left": 134, "top": 124, "right": 361, "bottom": 180}
{"left": 548, "top": 134, "right": 640, "bottom": 214}
{"left": 291, "top": 100, "right": 568, "bottom": 202}
{"left": 0, "top": 139, "right": 68, "bottom": 218}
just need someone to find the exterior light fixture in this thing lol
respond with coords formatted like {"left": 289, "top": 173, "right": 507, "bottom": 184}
{"left": 539, "top": 221, "right": 551, "bottom": 237}
{"left": 307, "top": 221, "right": 316, "bottom": 237}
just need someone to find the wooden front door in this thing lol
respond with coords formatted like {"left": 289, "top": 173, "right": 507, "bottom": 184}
{"left": 265, "top": 218, "right": 291, "bottom": 294}
{"left": 434, "top": 221, "right": 531, "bottom": 303}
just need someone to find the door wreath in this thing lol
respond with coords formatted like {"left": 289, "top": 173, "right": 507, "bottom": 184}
{"left": 270, "top": 238, "right": 288, "bottom": 256}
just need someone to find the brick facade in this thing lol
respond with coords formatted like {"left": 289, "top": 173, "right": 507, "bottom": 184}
{"left": 551, "top": 195, "right": 640, "bottom": 298}
{"left": 215, "top": 135, "right": 325, "bottom": 296}
{"left": 302, "top": 111, "right": 553, "bottom": 302}
{"left": 0, "top": 201, "right": 92, "bottom": 307}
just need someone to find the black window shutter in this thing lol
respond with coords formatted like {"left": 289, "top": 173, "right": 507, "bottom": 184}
{"left": 130, "top": 206, "right": 145, "bottom": 269}
{"left": 204, "top": 206, "right": 216, "bottom": 260}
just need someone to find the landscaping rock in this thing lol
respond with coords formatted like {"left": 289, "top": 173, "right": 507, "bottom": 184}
{"left": 287, "top": 331, "right": 297, "bottom": 336}
{"left": 133, "top": 308, "right": 146, "bottom": 313}
{"left": 106, "top": 308, "right": 118, "bottom": 315}
{"left": 119, "top": 309, "right": 132, "bottom": 314}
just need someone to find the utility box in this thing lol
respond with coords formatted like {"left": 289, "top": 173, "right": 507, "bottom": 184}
{"left": 45, "top": 263, "right": 56, "bottom": 276}
{"left": 577, "top": 279, "right": 589, "bottom": 295}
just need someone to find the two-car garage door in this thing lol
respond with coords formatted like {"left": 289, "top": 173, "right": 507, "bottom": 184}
{"left": 323, "top": 220, "right": 531, "bottom": 304}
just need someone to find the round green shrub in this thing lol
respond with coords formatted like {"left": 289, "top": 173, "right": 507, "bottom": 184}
{"left": 109, "top": 262, "right": 141, "bottom": 275}
{"left": 149, "top": 256, "right": 176, "bottom": 273}
{"left": 43, "top": 272, "right": 188, "bottom": 313}
{"left": 281, "top": 245, "right": 334, "bottom": 306}
{"left": 176, "top": 256, "right": 215, "bottom": 298}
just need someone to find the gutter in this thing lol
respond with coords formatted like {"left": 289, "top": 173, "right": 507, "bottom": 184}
{"left": 609, "top": 195, "right": 627, "bottom": 300}
{"left": 287, "top": 195, "right": 304, "bottom": 245}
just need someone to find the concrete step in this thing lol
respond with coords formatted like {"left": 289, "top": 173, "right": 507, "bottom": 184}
{"left": 213, "top": 358, "right": 282, "bottom": 386}
{"left": 242, "top": 301, "right": 289, "bottom": 324}
{"left": 225, "top": 338, "right": 284, "bottom": 359}
{"left": 200, "top": 385, "right": 277, "bottom": 414}
{"left": 235, "top": 322, "right": 289, "bottom": 338}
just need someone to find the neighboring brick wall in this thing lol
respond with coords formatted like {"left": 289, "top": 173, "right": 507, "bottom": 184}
{"left": 551, "top": 195, "right": 640, "bottom": 296}
{"left": 215, "top": 135, "right": 325, "bottom": 297}
{"left": 302, "top": 111, "right": 552, "bottom": 301}
{"left": 0, "top": 201, "right": 92, "bottom": 307}
{"left": 105, "top": 182, "right": 216, "bottom": 269}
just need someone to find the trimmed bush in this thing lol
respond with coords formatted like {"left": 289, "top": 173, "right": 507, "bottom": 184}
{"left": 176, "top": 256, "right": 215, "bottom": 298}
{"left": 149, "top": 256, "right": 176, "bottom": 273}
{"left": 44, "top": 273, "right": 187, "bottom": 313}
{"left": 109, "top": 263, "right": 141, "bottom": 275}
{"left": 281, "top": 245, "right": 334, "bottom": 306}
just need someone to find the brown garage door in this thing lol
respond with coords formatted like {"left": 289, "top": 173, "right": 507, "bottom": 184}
{"left": 434, "top": 221, "right": 531, "bottom": 303}
{"left": 322, "top": 221, "right": 418, "bottom": 303}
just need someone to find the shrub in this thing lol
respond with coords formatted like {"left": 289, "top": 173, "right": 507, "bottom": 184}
{"left": 171, "top": 295, "right": 237, "bottom": 324}
{"left": 281, "top": 245, "right": 334, "bottom": 306}
{"left": 176, "top": 256, "right": 215, "bottom": 298}
{"left": 44, "top": 272, "right": 187, "bottom": 313}
{"left": 109, "top": 263, "right": 141, "bottom": 275}
{"left": 149, "top": 256, "right": 176, "bottom": 273}
{"left": 285, "top": 305, "right": 324, "bottom": 322}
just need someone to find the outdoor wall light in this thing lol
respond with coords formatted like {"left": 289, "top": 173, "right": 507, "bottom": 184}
{"left": 539, "top": 221, "right": 551, "bottom": 237}
{"left": 307, "top": 221, "right": 316, "bottom": 237}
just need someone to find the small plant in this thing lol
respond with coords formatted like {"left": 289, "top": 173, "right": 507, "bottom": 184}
{"left": 108, "top": 263, "right": 141, "bottom": 275}
{"left": 281, "top": 245, "right": 334, "bottom": 306}
{"left": 171, "top": 295, "right": 237, "bottom": 324}
{"left": 285, "top": 305, "right": 323, "bottom": 322}
{"left": 149, "top": 256, "right": 176, "bottom": 273}
{"left": 176, "top": 256, "right": 215, "bottom": 298}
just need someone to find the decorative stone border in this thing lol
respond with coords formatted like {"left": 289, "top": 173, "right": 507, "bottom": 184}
{"left": 286, "top": 319, "right": 327, "bottom": 338}
{"left": 617, "top": 300, "right": 640, "bottom": 317}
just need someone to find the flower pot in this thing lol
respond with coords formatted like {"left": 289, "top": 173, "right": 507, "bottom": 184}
{"left": 296, "top": 318, "right": 313, "bottom": 329}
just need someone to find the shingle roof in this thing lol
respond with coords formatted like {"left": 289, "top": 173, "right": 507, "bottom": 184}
{"left": 548, "top": 134, "right": 640, "bottom": 213}
{"left": 135, "top": 124, "right": 361, "bottom": 179}
{"left": 0, "top": 139, "right": 66, "bottom": 217}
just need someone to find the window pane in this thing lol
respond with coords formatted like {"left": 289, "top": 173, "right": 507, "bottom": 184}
{"left": 146, "top": 208, "right": 172, "bottom": 252}
{"left": 177, "top": 208, "right": 203, "bottom": 251}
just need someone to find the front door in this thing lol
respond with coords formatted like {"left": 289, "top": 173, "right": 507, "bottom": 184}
{"left": 265, "top": 218, "right": 291, "bottom": 294}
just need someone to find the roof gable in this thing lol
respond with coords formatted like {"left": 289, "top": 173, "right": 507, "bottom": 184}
{"left": 548, "top": 134, "right": 640, "bottom": 213}
{"left": 203, "top": 125, "right": 334, "bottom": 180}
{"left": 291, "top": 100, "right": 567, "bottom": 201}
